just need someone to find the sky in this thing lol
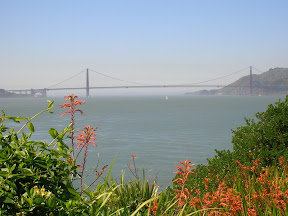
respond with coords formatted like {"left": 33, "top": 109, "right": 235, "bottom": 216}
{"left": 1, "top": 1, "right": 288, "bottom": 95}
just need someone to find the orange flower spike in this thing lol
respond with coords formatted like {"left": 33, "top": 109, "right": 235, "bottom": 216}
{"left": 174, "top": 159, "right": 196, "bottom": 212}
{"left": 203, "top": 178, "right": 211, "bottom": 190}
{"left": 148, "top": 201, "right": 158, "bottom": 214}
{"left": 174, "top": 160, "right": 195, "bottom": 174}
{"left": 74, "top": 100, "right": 85, "bottom": 105}
{"left": 130, "top": 153, "right": 137, "bottom": 159}
{"left": 174, "top": 165, "right": 185, "bottom": 172}
{"left": 59, "top": 102, "right": 72, "bottom": 109}
{"left": 279, "top": 156, "right": 285, "bottom": 167}
{"left": 76, "top": 126, "right": 98, "bottom": 149}
{"left": 76, "top": 125, "right": 98, "bottom": 194}
{"left": 251, "top": 158, "right": 261, "bottom": 172}
{"left": 88, "top": 140, "right": 97, "bottom": 146}
{"left": 59, "top": 94, "right": 85, "bottom": 160}
{"left": 64, "top": 94, "right": 81, "bottom": 103}
{"left": 68, "top": 157, "right": 73, "bottom": 165}
{"left": 60, "top": 95, "right": 85, "bottom": 116}
{"left": 128, "top": 153, "right": 139, "bottom": 179}
{"left": 173, "top": 178, "right": 184, "bottom": 184}
{"left": 179, "top": 160, "right": 195, "bottom": 170}
{"left": 60, "top": 110, "right": 72, "bottom": 117}
{"left": 247, "top": 208, "right": 257, "bottom": 216}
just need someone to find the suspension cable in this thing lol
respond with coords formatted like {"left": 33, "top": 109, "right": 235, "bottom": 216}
{"left": 252, "top": 67, "right": 264, "bottom": 73}
{"left": 47, "top": 69, "right": 86, "bottom": 88}
{"left": 88, "top": 68, "right": 152, "bottom": 86}
{"left": 184, "top": 67, "right": 250, "bottom": 85}
{"left": 47, "top": 66, "right": 254, "bottom": 89}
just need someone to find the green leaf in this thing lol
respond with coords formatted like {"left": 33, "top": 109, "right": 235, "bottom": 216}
{"left": 130, "top": 196, "right": 158, "bottom": 216}
{"left": 6, "top": 116, "right": 26, "bottom": 123}
{"left": 10, "top": 143, "right": 17, "bottom": 149}
{"left": 105, "top": 154, "right": 117, "bottom": 185}
{"left": 28, "top": 122, "right": 35, "bottom": 133}
{"left": 67, "top": 187, "right": 81, "bottom": 199}
{"left": 3, "top": 197, "right": 15, "bottom": 204}
{"left": 47, "top": 196, "right": 57, "bottom": 208}
{"left": 15, "top": 150, "right": 27, "bottom": 158}
{"left": 21, "top": 168, "right": 34, "bottom": 175}
{"left": 10, "top": 164, "right": 16, "bottom": 173}
{"left": 49, "top": 128, "right": 58, "bottom": 139}
{"left": 34, "top": 197, "right": 43, "bottom": 205}
{"left": 47, "top": 100, "right": 54, "bottom": 110}
{"left": 0, "top": 171, "right": 8, "bottom": 177}
{"left": 25, "top": 198, "right": 33, "bottom": 207}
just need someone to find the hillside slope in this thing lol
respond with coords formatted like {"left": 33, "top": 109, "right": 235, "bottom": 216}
{"left": 191, "top": 67, "right": 288, "bottom": 96}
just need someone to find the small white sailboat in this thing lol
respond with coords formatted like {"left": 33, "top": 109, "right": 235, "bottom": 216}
{"left": 165, "top": 96, "right": 168, "bottom": 100}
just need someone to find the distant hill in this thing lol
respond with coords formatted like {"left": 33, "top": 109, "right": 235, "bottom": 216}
{"left": 188, "top": 67, "right": 288, "bottom": 96}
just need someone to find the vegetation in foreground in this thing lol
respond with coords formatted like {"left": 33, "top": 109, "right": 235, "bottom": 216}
{"left": 1, "top": 95, "right": 288, "bottom": 215}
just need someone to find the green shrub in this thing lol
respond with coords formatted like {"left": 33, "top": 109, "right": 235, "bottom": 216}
{"left": 183, "top": 96, "right": 288, "bottom": 193}
{"left": 232, "top": 95, "right": 288, "bottom": 165}
{"left": 0, "top": 101, "right": 78, "bottom": 215}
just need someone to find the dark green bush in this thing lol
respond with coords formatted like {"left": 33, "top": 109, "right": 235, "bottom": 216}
{"left": 232, "top": 95, "right": 288, "bottom": 165}
{"left": 0, "top": 101, "right": 79, "bottom": 215}
{"left": 183, "top": 96, "right": 288, "bottom": 193}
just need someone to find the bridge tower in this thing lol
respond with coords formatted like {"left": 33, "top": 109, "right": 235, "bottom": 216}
{"left": 86, "top": 68, "right": 90, "bottom": 98}
{"left": 250, "top": 66, "right": 253, "bottom": 95}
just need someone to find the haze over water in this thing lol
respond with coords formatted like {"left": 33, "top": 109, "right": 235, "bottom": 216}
{"left": 0, "top": 95, "right": 284, "bottom": 188}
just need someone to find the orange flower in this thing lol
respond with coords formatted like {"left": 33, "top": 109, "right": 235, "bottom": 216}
{"left": 147, "top": 201, "right": 158, "bottom": 215}
{"left": 76, "top": 126, "right": 98, "bottom": 148}
{"left": 128, "top": 153, "right": 139, "bottom": 179}
{"left": 59, "top": 94, "right": 85, "bottom": 160}
{"left": 173, "top": 159, "right": 196, "bottom": 212}
{"left": 68, "top": 157, "right": 73, "bottom": 165}
{"left": 130, "top": 153, "right": 137, "bottom": 159}
{"left": 59, "top": 94, "right": 85, "bottom": 117}
{"left": 279, "top": 156, "right": 285, "bottom": 167}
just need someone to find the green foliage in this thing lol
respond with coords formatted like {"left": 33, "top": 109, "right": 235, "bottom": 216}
{"left": 4, "top": 95, "right": 288, "bottom": 215}
{"left": 110, "top": 170, "right": 158, "bottom": 214}
{"left": 184, "top": 96, "right": 288, "bottom": 194}
{"left": 0, "top": 101, "right": 163, "bottom": 215}
{"left": 232, "top": 95, "right": 288, "bottom": 165}
{"left": 83, "top": 155, "right": 165, "bottom": 215}
{"left": 0, "top": 101, "right": 78, "bottom": 215}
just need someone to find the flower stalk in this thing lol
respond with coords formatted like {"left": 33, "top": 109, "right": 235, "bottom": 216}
{"left": 76, "top": 125, "right": 98, "bottom": 194}
{"left": 59, "top": 94, "right": 85, "bottom": 160}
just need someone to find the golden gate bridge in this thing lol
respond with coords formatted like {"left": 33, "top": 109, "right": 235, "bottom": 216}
{"left": 7, "top": 66, "right": 256, "bottom": 97}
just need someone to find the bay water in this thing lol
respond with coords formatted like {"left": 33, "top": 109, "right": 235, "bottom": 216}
{"left": 0, "top": 95, "right": 285, "bottom": 189}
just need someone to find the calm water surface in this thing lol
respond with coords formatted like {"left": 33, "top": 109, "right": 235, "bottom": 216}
{"left": 0, "top": 95, "right": 284, "bottom": 188}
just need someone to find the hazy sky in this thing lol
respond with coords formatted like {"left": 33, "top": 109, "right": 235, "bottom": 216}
{"left": 1, "top": 1, "right": 288, "bottom": 94}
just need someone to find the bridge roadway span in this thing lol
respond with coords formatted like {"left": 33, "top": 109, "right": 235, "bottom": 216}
{"left": 46, "top": 84, "right": 227, "bottom": 90}
{"left": 8, "top": 84, "right": 229, "bottom": 92}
